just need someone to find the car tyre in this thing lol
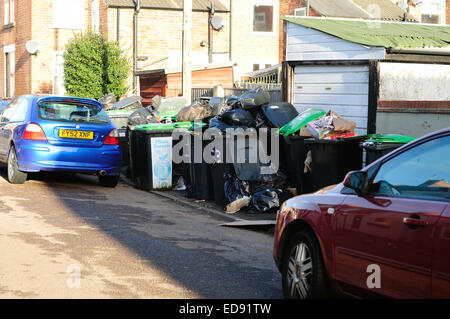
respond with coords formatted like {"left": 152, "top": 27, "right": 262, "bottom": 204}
{"left": 98, "top": 175, "right": 119, "bottom": 187}
{"left": 281, "top": 230, "right": 328, "bottom": 299}
{"left": 7, "top": 146, "right": 27, "bottom": 184}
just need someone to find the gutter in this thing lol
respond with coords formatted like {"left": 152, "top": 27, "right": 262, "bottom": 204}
{"left": 387, "top": 47, "right": 450, "bottom": 57}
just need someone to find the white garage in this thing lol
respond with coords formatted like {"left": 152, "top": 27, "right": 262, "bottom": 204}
{"left": 293, "top": 65, "right": 369, "bottom": 134}
{"left": 282, "top": 16, "right": 450, "bottom": 136}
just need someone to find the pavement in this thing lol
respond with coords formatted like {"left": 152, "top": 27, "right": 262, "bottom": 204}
{"left": 0, "top": 169, "right": 282, "bottom": 299}
{"left": 120, "top": 175, "right": 278, "bottom": 225}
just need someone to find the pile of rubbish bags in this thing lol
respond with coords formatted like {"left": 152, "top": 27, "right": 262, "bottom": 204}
{"left": 109, "top": 87, "right": 360, "bottom": 215}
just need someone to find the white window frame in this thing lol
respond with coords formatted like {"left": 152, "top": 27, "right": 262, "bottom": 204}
{"left": 420, "top": 0, "right": 445, "bottom": 24}
{"left": 250, "top": 0, "right": 276, "bottom": 36}
{"left": 4, "top": 0, "right": 14, "bottom": 25}
{"left": 91, "top": 0, "right": 100, "bottom": 33}
{"left": 294, "top": 7, "right": 307, "bottom": 16}
{"left": 4, "top": 44, "right": 15, "bottom": 98}
{"left": 53, "top": 50, "right": 66, "bottom": 96}
{"left": 52, "top": 0, "right": 84, "bottom": 30}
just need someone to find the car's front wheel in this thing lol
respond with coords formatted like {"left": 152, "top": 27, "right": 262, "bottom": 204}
{"left": 7, "top": 146, "right": 28, "bottom": 184}
{"left": 98, "top": 175, "right": 119, "bottom": 187}
{"left": 281, "top": 230, "right": 327, "bottom": 299}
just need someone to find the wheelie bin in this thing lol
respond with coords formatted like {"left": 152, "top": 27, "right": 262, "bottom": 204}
{"left": 360, "top": 134, "right": 417, "bottom": 165}
{"left": 128, "top": 123, "right": 175, "bottom": 191}
{"left": 309, "top": 136, "right": 365, "bottom": 191}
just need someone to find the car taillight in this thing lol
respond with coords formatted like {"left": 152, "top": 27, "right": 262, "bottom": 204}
{"left": 103, "top": 129, "right": 119, "bottom": 145}
{"left": 22, "top": 123, "right": 47, "bottom": 141}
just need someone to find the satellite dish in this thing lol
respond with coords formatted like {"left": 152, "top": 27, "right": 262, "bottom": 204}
{"left": 26, "top": 40, "right": 41, "bottom": 55}
{"left": 211, "top": 15, "right": 226, "bottom": 31}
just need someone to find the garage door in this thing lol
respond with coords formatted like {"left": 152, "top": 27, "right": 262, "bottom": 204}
{"left": 293, "top": 65, "right": 369, "bottom": 134}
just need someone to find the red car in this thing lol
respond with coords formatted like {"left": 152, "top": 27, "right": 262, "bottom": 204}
{"left": 273, "top": 128, "right": 450, "bottom": 299}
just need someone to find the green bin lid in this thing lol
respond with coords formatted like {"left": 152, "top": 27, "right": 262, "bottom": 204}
{"left": 174, "top": 122, "right": 194, "bottom": 128}
{"left": 135, "top": 123, "right": 175, "bottom": 131}
{"left": 365, "top": 134, "right": 416, "bottom": 144}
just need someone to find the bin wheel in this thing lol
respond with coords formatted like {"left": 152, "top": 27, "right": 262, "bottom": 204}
{"left": 99, "top": 175, "right": 120, "bottom": 188}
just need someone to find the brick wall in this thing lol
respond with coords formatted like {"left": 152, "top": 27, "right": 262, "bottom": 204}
{"left": 279, "top": 0, "right": 320, "bottom": 63}
{"left": 447, "top": 0, "right": 450, "bottom": 24}
{"left": 106, "top": 7, "right": 231, "bottom": 93}
{"left": 0, "top": 0, "right": 103, "bottom": 98}
{"left": 229, "top": 0, "right": 280, "bottom": 80}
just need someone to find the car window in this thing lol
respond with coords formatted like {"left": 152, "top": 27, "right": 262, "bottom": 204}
{"left": 9, "top": 98, "right": 30, "bottom": 122}
{"left": 0, "top": 99, "right": 19, "bottom": 123}
{"left": 37, "top": 101, "right": 109, "bottom": 125}
{"left": 370, "top": 135, "right": 450, "bottom": 201}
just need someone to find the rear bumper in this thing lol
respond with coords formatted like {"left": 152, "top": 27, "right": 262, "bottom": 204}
{"left": 16, "top": 141, "right": 121, "bottom": 175}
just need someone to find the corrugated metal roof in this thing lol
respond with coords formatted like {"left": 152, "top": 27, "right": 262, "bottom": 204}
{"left": 308, "top": 0, "right": 371, "bottom": 19}
{"left": 351, "top": 0, "right": 416, "bottom": 21}
{"left": 283, "top": 16, "right": 450, "bottom": 48}
{"left": 105, "top": 0, "right": 229, "bottom": 12}
{"left": 308, "top": 0, "right": 416, "bottom": 21}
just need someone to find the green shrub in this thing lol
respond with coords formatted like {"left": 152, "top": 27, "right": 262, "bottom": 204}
{"left": 63, "top": 32, "right": 130, "bottom": 100}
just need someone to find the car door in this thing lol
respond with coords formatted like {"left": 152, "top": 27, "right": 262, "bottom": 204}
{"left": 333, "top": 134, "right": 450, "bottom": 298}
{"left": 432, "top": 204, "right": 450, "bottom": 298}
{"left": 0, "top": 98, "right": 20, "bottom": 161}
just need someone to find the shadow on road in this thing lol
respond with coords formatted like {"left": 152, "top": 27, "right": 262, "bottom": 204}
{"left": 0, "top": 166, "right": 282, "bottom": 298}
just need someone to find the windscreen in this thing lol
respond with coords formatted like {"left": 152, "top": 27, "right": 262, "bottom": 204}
{"left": 38, "top": 101, "right": 109, "bottom": 124}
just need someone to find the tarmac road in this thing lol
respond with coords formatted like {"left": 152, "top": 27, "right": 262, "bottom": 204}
{"left": 0, "top": 169, "right": 282, "bottom": 299}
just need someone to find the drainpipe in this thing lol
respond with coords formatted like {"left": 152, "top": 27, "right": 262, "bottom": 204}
{"left": 209, "top": 0, "right": 215, "bottom": 64}
{"left": 306, "top": 0, "right": 310, "bottom": 16}
{"left": 116, "top": 8, "right": 120, "bottom": 43}
{"left": 133, "top": 0, "right": 140, "bottom": 94}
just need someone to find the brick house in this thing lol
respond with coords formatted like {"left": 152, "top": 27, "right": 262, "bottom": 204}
{"left": 0, "top": 0, "right": 111, "bottom": 99}
{"left": 0, "top": 0, "right": 232, "bottom": 100}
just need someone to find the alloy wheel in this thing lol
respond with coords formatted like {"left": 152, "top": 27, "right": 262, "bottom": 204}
{"left": 287, "top": 242, "right": 313, "bottom": 298}
{"left": 8, "top": 149, "right": 16, "bottom": 180}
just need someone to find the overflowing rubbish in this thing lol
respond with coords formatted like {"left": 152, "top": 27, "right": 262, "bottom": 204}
{"left": 261, "top": 103, "right": 298, "bottom": 128}
{"left": 109, "top": 95, "right": 142, "bottom": 111}
{"left": 120, "top": 85, "right": 404, "bottom": 216}
{"left": 152, "top": 95, "right": 187, "bottom": 114}
{"left": 176, "top": 99, "right": 217, "bottom": 122}
{"left": 306, "top": 110, "right": 356, "bottom": 140}
{"left": 238, "top": 87, "right": 271, "bottom": 110}
{"left": 98, "top": 93, "right": 117, "bottom": 110}
{"left": 128, "top": 107, "right": 159, "bottom": 126}
{"left": 278, "top": 108, "right": 326, "bottom": 136}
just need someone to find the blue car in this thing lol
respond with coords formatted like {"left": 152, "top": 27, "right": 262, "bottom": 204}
{"left": 0, "top": 95, "right": 121, "bottom": 187}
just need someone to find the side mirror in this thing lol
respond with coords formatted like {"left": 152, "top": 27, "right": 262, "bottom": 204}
{"left": 343, "top": 171, "right": 368, "bottom": 194}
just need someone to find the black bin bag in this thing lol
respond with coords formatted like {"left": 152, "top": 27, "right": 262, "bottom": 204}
{"left": 261, "top": 102, "right": 298, "bottom": 128}
{"left": 238, "top": 87, "right": 270, "bottom": 110}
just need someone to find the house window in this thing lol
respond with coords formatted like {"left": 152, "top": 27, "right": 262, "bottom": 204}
{"left": 52, "top": 0, "right": 84, "bottom": 29}
{"left": 421, "top": 0, "right": 444, "bottom": 24}
{"left": 252, "top": 1, "right": 274, "bottom": 33}
{"left": 4, "top": 0, "right": 14, "bottom": 25}
{"left": 91, "top": 0, "right": 100, "bottom": 33}
{"left": 252, "top": 62, "right": 272, "bottom": 72}
{"left": 294, "top": 8, "right": 307, "bottom": 16}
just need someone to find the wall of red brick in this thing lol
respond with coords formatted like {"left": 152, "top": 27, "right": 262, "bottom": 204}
{"left": 279, "top": 0, "right": 320, "bottom": 63}
{"left": 0, "top": 0, "right": 32, "bottom": 98}
{"left": 446, "top": 0, "right": 449, "bottom": 24}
